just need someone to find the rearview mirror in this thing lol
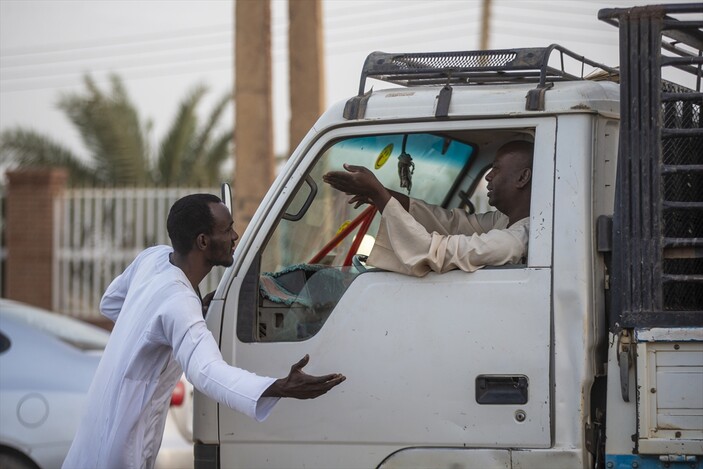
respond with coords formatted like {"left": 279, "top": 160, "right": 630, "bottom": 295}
{"left": 221, "top": 183, "right": 233, "bottom": 216}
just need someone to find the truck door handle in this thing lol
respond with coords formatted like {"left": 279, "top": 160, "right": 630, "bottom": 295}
{"left": 476, "top": 375, "right": 529, "bottom": 405}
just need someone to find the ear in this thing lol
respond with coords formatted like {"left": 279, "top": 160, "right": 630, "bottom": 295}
{"left": 195, "top": 233, "right": 208, "bottom": 251}
{"left": 517, "top": 168, "right": 532, "bottom": 189}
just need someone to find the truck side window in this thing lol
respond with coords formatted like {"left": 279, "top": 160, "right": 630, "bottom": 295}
{"left": 254, "top": 133, "right": 476, "bottom": 342}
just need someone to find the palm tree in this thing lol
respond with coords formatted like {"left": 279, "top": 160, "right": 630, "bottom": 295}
{"left": 155, "top": 84, "right": 233, "bottom": 186}
{"left": 0, "top": 74, "right": 233, "bottom": 186}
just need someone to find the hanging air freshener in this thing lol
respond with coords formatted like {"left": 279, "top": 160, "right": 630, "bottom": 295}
{"left": 397, "top": 134, "right": 414, "bottom": 194}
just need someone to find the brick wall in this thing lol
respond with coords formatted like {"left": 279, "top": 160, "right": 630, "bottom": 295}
{"left": 5, "top": 168, "right": 67, "bottom": 310}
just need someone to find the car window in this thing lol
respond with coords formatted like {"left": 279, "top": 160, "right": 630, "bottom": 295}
{"left": 0, "top": 301, "right": 109, "bottom": 350}
{"left": 263, "top": 133, "right": 475, "bottom": 273}
{"left": 252, "top": 132, "right": 476, "bottom": 342}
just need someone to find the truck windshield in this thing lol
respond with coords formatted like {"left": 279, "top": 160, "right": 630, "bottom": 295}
{"left": 255, "top": 132, "right": 475, "bottom": 342}
{"left": 266, "top": 133, "right": 475, "bottom": 271}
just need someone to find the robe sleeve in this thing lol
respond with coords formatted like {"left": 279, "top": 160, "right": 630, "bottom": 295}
{"left": 100, "top": 257, "right": 140, "bottom": 322}
{"left": 408, "top": 198, "right": 505, "bottom": 236}
{"left": 367, "top": 198, "right": 528, "bottom": 277}
{"left": 161, "top": 294, "right": 279, "bottom": 422}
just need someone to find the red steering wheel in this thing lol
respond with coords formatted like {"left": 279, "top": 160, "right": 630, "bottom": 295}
{"left": 309, "top": 205, "right": 378, "bottom": 266}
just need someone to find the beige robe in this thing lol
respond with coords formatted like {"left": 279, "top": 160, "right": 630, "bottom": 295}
{"left": 367, "top": 198, "right": 529, "bottom": 277}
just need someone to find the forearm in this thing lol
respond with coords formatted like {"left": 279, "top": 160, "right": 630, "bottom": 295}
{"left": 173, "top": 319, "right": 279, "bottom": 421}
{"left": 387, "top": 190, "right": 410, "bottom": 211}
{"left": 370, "top": 188, "right": 393, "bottom": 212}
{"left": 194, "top": 359, "right": 278, "bottom": 421}
{"left": 262, "top": 378, "right": 285, "bottom": 397}
{"left": 368, "top": 199, "right": 528, "bottom": 276}
{"left": 409, "top": 199, "right": 500, "bottom": 235}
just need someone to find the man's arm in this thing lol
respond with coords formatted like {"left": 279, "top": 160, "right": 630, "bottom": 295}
{"left": 409, "top": 199, "right": 506, "bottom": 236}
{"left": 100, "top": 271, "right": 131, "bottom": 322}
{"left": 164, "top": 296, "right": 345, "bottom": 421}
{"left": 367, "top": 198, "right": 529, "bottom": 277}
{"left": 99, "top": 249, "right": 152, "bottom": 321}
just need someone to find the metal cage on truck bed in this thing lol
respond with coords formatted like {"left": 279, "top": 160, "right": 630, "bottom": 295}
{"left": 599, "top": 3, "right": 703, "bottom": 329}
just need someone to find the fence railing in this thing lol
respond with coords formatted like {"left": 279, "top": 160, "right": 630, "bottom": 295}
{"left": 54, "top": 187, "right": 224, "bottom": 320}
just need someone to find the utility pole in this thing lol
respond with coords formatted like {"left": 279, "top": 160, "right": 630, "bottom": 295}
{"left": 480, "top": 0, "right": 492, "bottom": 50}
{"left": 287, "top": 0, "right": 330, "bottom": 257}
{"left": 288, "top": 0, "right": 325, "bottom": 154}
{"left": 234, "top": 0, "right": 274, "bottom": 233}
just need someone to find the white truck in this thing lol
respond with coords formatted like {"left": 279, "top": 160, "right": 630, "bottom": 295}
{"left": 194, "top": 4, "right": 703, "bottom": 468}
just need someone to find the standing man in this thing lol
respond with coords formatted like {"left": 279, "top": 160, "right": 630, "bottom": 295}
{"left": 63, "top": 194, "right": 345, "bottom": 469}
{"left": 323, "top": 140, "right": 533, "bottom": 276}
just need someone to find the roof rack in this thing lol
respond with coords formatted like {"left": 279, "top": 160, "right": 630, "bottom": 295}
{"left": 344, "top": 44, "right": 617, "bottom": 119}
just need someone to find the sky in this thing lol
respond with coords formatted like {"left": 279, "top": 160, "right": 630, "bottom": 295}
{"left": 1, "top": 0, "right": 699, "bottom": 176}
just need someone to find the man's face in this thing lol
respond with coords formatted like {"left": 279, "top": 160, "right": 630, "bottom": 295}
{"left": 205, "top": 202, "right": 239, "bottom": 267}
{"left": 484, "top": 148, "right": 528, "bottom": 213}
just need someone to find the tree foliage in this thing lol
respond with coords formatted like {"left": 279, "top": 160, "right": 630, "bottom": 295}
{"left": 0, "top": 74, "right": 233, "bottom": 186}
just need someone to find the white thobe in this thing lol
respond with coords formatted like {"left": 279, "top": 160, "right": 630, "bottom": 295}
{"left": 63, "top": 245, "right": 278, "bottom": 469}
{"left": 367, "top": 198, "right": 529, "bottom": 277}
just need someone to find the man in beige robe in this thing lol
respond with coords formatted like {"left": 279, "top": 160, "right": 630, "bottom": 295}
{"left": 322, "top": 141, "right": 533, "bottom": 277}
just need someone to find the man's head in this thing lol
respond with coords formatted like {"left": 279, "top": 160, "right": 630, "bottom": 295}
{"left": 484, "top": 140, "right": 534, "bottom": 220}
{"left": 167, "top": 194, "right": 238, "bottom": 267}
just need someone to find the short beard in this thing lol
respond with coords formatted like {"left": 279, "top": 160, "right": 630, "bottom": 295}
{"left": 206, "top": 244, "right": 234, "bottom": 268}
{"left": 216, "top": 256, "right": 234, "bottom": 268}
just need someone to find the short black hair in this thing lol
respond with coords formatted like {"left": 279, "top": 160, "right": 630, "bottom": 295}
{"left": 499, "top": 140, "right": 534, "bottom": 168}
{"left": 167, "top": 193, "right": 222, "bottom": 254}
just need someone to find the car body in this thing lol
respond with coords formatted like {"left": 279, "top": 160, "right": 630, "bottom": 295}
{"left": 157, "top": 376, "right": 194, "bottom": 469}
{"left": 0, "top": 299, "right": 193, "bottom": 469}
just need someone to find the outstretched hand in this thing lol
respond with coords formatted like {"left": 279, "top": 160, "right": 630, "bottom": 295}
{"left": 262, "top": 355, "right": 346, "bottom": 399}
{"left": 322, "top": 164, "right": 391, "bottom": 211}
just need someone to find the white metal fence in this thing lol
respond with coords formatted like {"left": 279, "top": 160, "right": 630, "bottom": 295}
{"left": 54, "top": 187, "right": 224, "bottom": 320}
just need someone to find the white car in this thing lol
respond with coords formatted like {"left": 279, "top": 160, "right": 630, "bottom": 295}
{"left": 0, "top": 299, "right": 193, "bottom": 469}
{"left": 156, "top": 376, "right": 194, "bottom": 469}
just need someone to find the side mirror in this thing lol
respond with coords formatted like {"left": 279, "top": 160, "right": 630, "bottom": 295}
{"left": 220, "top": 183, "right": 233, "bottom": 216}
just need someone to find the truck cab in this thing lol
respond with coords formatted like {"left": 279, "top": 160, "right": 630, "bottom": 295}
{"left": 195, "top": 6, "right": 702, "bottom": 468}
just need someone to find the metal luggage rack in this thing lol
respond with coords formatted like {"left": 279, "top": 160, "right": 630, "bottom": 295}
{"left": 344, "top": 45, "right": 617, "bottom": 118}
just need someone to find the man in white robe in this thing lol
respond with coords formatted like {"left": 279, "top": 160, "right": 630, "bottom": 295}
{"left": 323, "top": 141, "right": 533, "bottom": 276}
{"left": 63, "top": 194, "right": 345, "bottom": 469}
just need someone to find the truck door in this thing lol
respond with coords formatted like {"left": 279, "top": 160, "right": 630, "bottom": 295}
{"left": 217, "top": 118, "right": 556, "bottom": 468}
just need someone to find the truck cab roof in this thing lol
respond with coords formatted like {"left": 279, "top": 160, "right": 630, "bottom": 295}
{"left": 322, "top": 79, "right": 620, "bottom": 126}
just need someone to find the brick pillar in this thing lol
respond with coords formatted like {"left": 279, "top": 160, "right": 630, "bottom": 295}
{"left": 5, "top": 168, "right": 67, "bottom": 310}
